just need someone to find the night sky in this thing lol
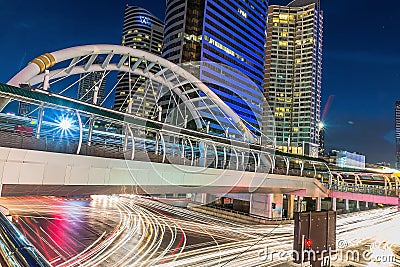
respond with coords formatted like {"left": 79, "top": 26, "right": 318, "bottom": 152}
{"left": 0, "top": 0, "right": 398, "bottom": 165}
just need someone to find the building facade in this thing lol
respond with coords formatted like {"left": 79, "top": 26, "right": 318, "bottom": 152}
{"left": 263, "top": 0, "right": 323, "bottom": 156}
{"left": 163, "top": 0, "right": 269, "bottom": 137}
{"left": 114, "top": 6, "right": 164, "bottom": 117}
{"left": 396, "top": 101, "right": 400, "bottom": 168}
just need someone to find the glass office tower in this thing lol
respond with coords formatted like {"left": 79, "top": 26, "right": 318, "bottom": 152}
{"left": 263, "top": 0, "right": 323, "bottom": 156}
{"left": 163, "top": 0, "right": 268, "bottom": 137}
{"left": 114, "top": 6, "right": 164, "bottom": 118}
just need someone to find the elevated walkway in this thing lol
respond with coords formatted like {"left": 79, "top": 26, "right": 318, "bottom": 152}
{"left": 0, "top": 146, "right": 328, "bottom": 197}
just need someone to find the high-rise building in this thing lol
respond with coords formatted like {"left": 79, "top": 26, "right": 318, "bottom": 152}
{"left": 114, "top": 5, "right": 164, "bottom": 117}
{"left": 163, "top": 0, "right": 269, "bottom": 136}
{"left": 78, "top": 57, "right": 106, "bottom": 105}
{"left": 396, "top": 101, "right": 400, "bottom": 168}
{"left": 263, "top": 0, "right": 323, "bottom": 156}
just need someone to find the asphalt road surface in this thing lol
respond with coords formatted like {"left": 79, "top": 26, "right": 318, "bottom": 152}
{"left": 0, "top": 196, "right": 399, "bottom": 266}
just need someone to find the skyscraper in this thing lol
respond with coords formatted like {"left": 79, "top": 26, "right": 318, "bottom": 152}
{"left": 114, "top": 5, "right": 164, "bottom": 117}
{"left": 163, "top": 0, "right": 269, "bottom": 136}
{"left": 396, "top": 101, "right": 400, "bottom": 168}
{"left": 263, "top": 0, "right": 323, "bottom": 156}
{"left": 78, "top": 57, "right": 106, "bottom": 105}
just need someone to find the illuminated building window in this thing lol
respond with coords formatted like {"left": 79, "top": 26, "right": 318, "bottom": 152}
{"left": 238, "top": 8, "right": 247, "bottom": 18}
{"left": 279, "top": 41, "right": 288, "bottom": 47}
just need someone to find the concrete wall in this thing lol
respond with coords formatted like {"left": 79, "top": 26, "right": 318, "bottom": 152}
{"left": 0, "top": 146, "right": 329, "bottom": 197}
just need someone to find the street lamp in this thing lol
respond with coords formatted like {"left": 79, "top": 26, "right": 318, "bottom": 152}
{"left": 318, "top": 121, "right": 325, "bottom": 156}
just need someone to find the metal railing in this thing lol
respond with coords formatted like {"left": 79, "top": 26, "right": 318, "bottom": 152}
{"left": 325, "top": 183, "right": 398, "bottom": 197}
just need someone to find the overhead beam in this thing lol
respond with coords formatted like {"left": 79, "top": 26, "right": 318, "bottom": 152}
{"left": 84, "top": 54, "right": 98, "bottom": 71}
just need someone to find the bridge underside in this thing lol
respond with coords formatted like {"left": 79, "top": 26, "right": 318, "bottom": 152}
{"left": 0, "top": 147, "right": 328, "bottom": 197}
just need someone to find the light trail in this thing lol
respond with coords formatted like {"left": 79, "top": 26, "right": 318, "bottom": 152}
{"left": 1, "top": 196, "right": 399, "bottom": 266}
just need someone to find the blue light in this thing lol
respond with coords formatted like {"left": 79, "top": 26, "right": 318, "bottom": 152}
{"left": 140, "top": 16, "right": 150, "bottom": 25}
{"left": 55, "top": 115, "right": 75, "bottom": 136}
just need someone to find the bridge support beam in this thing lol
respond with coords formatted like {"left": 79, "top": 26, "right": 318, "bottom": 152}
{"left": 355, "top": 200, "right": 360, "bottom": 211}
{"left": 315, "top": 197, "right": 322, "bottom": 211}
{"left": 331, "top": 197, "right": 337, "bottom": 211}
{"left": 365, "top": 201, "right": 369, "bottom": 209}
{"left": 287, "top": 194, "right": 295, "bottom": 219}
{"left": 297, "top": 196, "right": 303, "bottom": 212}
{"left": 344, "top": 199, "right": 350, "bottom": 213}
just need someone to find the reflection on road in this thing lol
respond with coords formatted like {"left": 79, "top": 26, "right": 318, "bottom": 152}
{"left": 0, "top": 196, "right": 399, "bottom": 266}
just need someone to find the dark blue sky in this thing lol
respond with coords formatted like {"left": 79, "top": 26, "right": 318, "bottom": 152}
{"left": 0, "top": 0, "right": 398, "bottom": 165}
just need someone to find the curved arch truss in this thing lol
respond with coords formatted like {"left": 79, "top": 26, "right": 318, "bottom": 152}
{"left": 4, "top": 45, "right": 265, "bottom": 143}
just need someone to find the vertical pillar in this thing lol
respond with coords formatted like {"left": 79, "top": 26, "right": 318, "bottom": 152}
{"left": 36, "top": 105, "right": 44, "bottom": 139}
{"left": 345, "top": 199, "right": 350, "bottom": 212}
{"left": 287, "top": 195, "right": 295, "bottom": 219}
{"left": 192, "top": 193, "right": 212, "bottom": 205}
{"left": 297, "top": 196, "right": 303, "bottom": 212}
{"left": 331, "top": 198, "right": 337, "bottom": 211}
{"left": 316, "top": 197, "right": 322, "bottom": 211}
{"left": 365, "top": 202, "right": 369, "bottom": 209}
{"left": 356, "top": 200, "right": 360, "bottom": 211}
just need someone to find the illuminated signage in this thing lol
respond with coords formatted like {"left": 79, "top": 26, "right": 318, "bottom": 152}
{"left": 139, "top": 16, "right": 150, "bottom": 25}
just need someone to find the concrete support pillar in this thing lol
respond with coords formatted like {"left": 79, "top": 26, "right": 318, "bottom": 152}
{"left": 287, "top": 195, "right": 295, "bottom": 219}
{"left": 345, "top": 199, "right": 350, "bottom": 212}
{"left": 250, "top": 194, "right": 283, "bottom": 219}
{"left": 297, "top": 196, "right": 303, "bottom": 212}
{"left": 365, "top": 202, "right": 369, "bottom": 209}
{"left": 355, "top": 200, "right": 360, "bottom": 211}
{"left": 192, "top": 193, "right": 213, "bottom": 205}
{"left": 316, "top": 197, "right": 322, "bottom": 211}
{"left": 200, "top": 193, "right": 208, "bottom": 204}
{"left": 332, "top": 198, "right": 337, "bottom": 211}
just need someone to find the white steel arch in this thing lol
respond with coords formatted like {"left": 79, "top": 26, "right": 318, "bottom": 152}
{"left": 5, "top": 44, "right": 257, "bottom": 143}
